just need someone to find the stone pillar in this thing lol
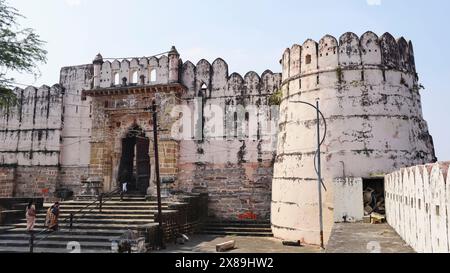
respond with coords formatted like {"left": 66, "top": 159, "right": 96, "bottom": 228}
{"left": 168, "top": 46, "right": 180, "bottom": 84}
{"left": 93, "top": 53, "right": 103, "bottom": 88}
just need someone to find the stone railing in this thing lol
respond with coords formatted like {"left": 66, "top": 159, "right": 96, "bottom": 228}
{"left": 385, "top": 162, "right": 449, "bottom": 253}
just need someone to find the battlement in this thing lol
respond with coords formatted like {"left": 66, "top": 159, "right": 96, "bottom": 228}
{"left": 97, "top": 54, "right": 173, "bottom": 88}
{"left": 0, "top": 84, "right": 64, "bottom": 167}
{"left": 282, "top": 31, "right": 417, "bottom": 82}
{"left": 180, "top": 58, "right": 281, "bottom": 99}
{"left": 93, "top": 50, "right": 281, "bottom": 99}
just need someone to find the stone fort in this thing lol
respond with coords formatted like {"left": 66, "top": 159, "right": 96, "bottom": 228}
{"left": 0, "top": 31, "right": 436, "bottom": 245}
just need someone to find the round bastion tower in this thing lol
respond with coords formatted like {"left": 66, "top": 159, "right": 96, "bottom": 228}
{"left": 271, "top": 31, "right": 436, "bottom": 245}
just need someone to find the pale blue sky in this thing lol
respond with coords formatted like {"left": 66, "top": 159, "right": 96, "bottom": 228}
{"left": 7, "top": 0, "right": 450, "bottom": 160}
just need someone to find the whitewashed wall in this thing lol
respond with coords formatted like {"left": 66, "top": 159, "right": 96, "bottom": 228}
{"left": 0, "top": 85, "right": 63, "bottom": 166}
{"left": 272, "top": 31, "right": 436, "bottom": 246}
{"left": 386, "top": 162, "right": 450, "bottom": 253}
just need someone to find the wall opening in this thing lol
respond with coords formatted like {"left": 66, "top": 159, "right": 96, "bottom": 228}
{"left": 306, "top": 54, "right": 312, "bottom": 64}
{"left": 363, "top": 178, "right": 385, "bottom": 216}
{"left": 114, "top": 73, "right": 120, "bottom": 86}
{"left": 131, "top": 71, "right": 138, "bottom": 84}
{"left": 117, "top": 125, "right": 150, "bottom": 195}
{"left": 150, "top": 69, "right": 157, "bottom": 82}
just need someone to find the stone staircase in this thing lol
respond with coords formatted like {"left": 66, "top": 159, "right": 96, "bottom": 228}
{"left": 0, "top": 196, "right": 171, "bottom": 253}
{"left": 199, "top": 219, "right": 273, "bottom": 237}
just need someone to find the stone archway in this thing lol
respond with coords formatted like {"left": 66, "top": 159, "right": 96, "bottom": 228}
{"left": 117, "top": 125, "right": 150, "bottom": 195}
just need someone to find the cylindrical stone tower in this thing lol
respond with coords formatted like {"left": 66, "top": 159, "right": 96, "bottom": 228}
{"left": 271, "top": 31, "right": 436, "bottom": 245}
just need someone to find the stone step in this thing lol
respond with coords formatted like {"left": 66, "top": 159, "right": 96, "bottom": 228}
{"left": 6, "top": 228, "right": 128, "bottom": 237}
{"left": 197, "top": 230, "right": 273, "bottom": 237}
{"left": 0, "top": 233, "right": 117, "bottom": 242}
{"left": 200, "top": 219, "right": 273, "bottom": 237}
{"left": 40, "top": 207, "right": 165, "bottom": 212}
{"left": 44, "top": 204, "right": 168, "bottom": 208}
{"left": 205, "top": 220, "right": 271, "bottom": 225}
{"left": 47, "top": 206, "right": 168, "bottom": 211}
{"left": 0, "top": 226, "right": 15, "bottom": 234}
{"left": 205, "top": 222, "right": 272, "bottom": 228}
{"left": 35, "top": 209, "right": 174, "bottom": 214}
{"left": 109, "top": 197, "right": 148, "bottom": 201}
{"left": 15, "top": 218, "right": 155, "bottom": 226}
{"left": 48, "top": 202, "right": 169, "bottom": 207}
{"left": 0, "top": 246, "right": 111, "bottom": 253}
{"left": 11, "top": 203, "right": 29, "bottom": 210}
{"left": 12, "top": 222, "right": 150, "bottom": 230}
{"left": 0, "top": 239, "right": 112, "bottom": 250}
{"left": 48, "top": 200, "right": 170, "bottom": 204}
{"left": 0, "top": 196, "right": 191, "bottom": 253}
{"left": 202, "top": 227, "right": 273, "bottom": 233}
{"left": 34, "top": 213, "right": 155, "bottom": 219}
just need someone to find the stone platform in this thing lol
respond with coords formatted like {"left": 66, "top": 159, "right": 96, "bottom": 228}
{"left": 326, "top": 223, "right": 414, "bottom": 253}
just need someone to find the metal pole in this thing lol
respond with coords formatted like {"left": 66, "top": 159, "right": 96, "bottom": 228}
{"left": 152, "top": 100, "right": 165, "bottom": 249}
{"left": 29, "top": 232, "right": 34, "bottom": 253}
{"left": 99, "top": 194, "right": 103, "bottom": 213}
{"left": 316, "top": 100, "right": 325, "bottom": 249}
{"left": 69, "top": 213, "right": 74, "bottom": 231}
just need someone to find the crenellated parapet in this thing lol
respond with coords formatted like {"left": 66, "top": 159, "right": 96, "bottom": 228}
{"left": 92, "top": 48, "right": 282, "bottom": 100}
{"left": 0, "top": 84, "right": 64, "bottom": 166}
{"left": 281, "top": 31, "right": 417, "bottom": 84}
{"left": 94, "top": 48, "right": 180, "bottom": 89}
{"left": 180, "top": 58, "right": 281, "bottom": 99}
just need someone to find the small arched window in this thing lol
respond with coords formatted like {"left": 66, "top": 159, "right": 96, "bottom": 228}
{"left": 131, "top": 71, "right": 138, "bottom": 84}
{"left": 114, "top": 73, "right": 120, "bottom": 85}
{"left": 150, "top": 69, "right": 157, "bottom": 82}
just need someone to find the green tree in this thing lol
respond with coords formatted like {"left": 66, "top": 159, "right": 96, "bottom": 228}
{"left": 0, "top": 0, "right": 47, "bottom": 106}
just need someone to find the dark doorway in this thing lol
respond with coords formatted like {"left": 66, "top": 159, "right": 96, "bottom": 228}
{"left": 363, "top": 178, "right": 385, "bottom": 216}
{"left": 118, "top": 126, "right": 150, "bottom": 195}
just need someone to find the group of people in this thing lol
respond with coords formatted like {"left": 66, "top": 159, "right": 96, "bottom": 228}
{"left": 25, "top": 201, "right": 60, "bottom": 233}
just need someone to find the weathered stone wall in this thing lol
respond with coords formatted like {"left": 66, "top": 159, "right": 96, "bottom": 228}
{"left": 177, "top": 162, "right": 273, "bottom": 219}
{"left": 13, "top": 166, "right": 59, "bottom": 198}
{"left": 175, "top": 59, "right": 281, "bottom": 220}
{"left": 272, "top": 31, "right": 436, "bottom": 245}
{"left": 58, "top": 166, "right": 89, "bottom": 196}
{"left": 89, "top": 52, "right": 281, "bottom": 220}
{"left": 0, "top": 85, "right": 64, "bottom": 198}
{"left": 0, "top": 85, "right": 63, "bottom": 166}
{"left": 386, "top": 162, "right": 449, "bottom": 253}
{"left": 0, "top": 167, "right": 15, "bottom": 197}
{"left": 59, "top": 65, "right": 93, "bottom": 193}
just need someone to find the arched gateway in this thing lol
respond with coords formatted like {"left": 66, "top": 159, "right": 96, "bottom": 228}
{"left": 117, "top": 125, "right": 150, "bottom": 195}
